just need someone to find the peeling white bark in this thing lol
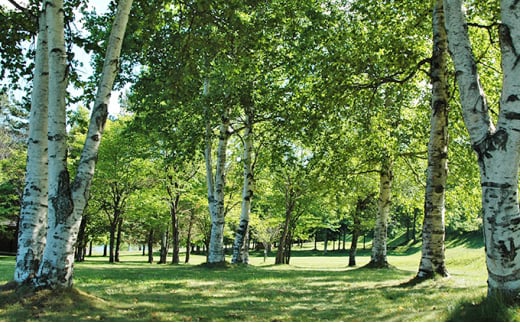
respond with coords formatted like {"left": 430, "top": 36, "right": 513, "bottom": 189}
{"left": 15, "top": 8, "right": 49, "bottom": 284}
{"left": 207, "top": 109, "right": 230, "bottom": 264}
{"left": 444, "top": 0, "right": 520, "bottom": 297}
{"left": 370, "top": 157, "right": 392, "bottom": 267}
{"left": 35, "top": 0, "right": 133, "bottom": 289}
{"left": 232, "top": 108, "right": 254, "bottom": 264}
{"left": 418, "top": 0, "right": 449, "bottom": 279}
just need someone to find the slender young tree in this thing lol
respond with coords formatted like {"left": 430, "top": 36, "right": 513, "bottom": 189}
{"left": 14, "top": 7, "right": 49, "bottom": 284}
{"left": 206, "top": 106, "right": 231, "bottom": 264}
{"left": 231, "top": 105, "right": 255, "bottom": 264}
{"left": 202, "top": 73, "right": 233, "bottom": 264}
{"left": 417, "top": 0, "right": 449, "bottom": 279}
{"left": 35, "top": 0, "right": 72, "bottom": 288}
{"left": 444, "top": 0, "right": 520, "bottom": 298}
{"left": 368, "top": 154, "right": 393, "bottom": 268}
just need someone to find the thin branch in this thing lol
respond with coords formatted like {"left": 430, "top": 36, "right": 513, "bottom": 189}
{"left": 346, "top": 57, "right": 431, "bottom": 91}
{"left": 402, "top": 155, "right": 426, "bottom": 188}
{"left": 7, "top": 0, "right": 28, "bottom": 12}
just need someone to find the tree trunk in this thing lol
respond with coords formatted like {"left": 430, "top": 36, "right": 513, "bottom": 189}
{"left": 32, "top": 0, "right": 133, "bottom": 289}
{"left": 368, "top": 156, "right": 393, "bottom": 268}
{"left": 232, "top": 108, "right": 254, "bottom": 264}
{"left": 242, "top": 229, "right": 250, "bottom": 264}
{"left": 109, "top": 227, "right": 115, "bottom": 263}
{"left": 75, "top": 215, "right": 88, "bottom": 262}
{"left": 284, "top": 231, "right": 293, "bottom": 264}
{"left": 159, "top": 228, "right": 169, "bottom": 264}
{"left": 323, "top": 230, "right": 329, "bottom": 254}
{"left": 34, "top": 0, "right": 73, "bottom": 289}
{"left": 444, "top": 0, "right": 520, "bottom": 298}
{"left": 115, "top": 217, "right": 123, "bottom": 262}
{"left": 276, "top": 207, "right": 292, "bottom": 265}
{"left": 165, "top": 174, "right": 181, "bottom": 264}
{"left": 412, "top": 208, "right": 418, "bottom": 244}
{"left": 206, "top": 99, "right": 231, "bottom": 264}
{"left": 171, "top": 206, "right": 180, "bottom": 264}
{"left": 349, "top": 229, "right": 360, "bottom": 267}
{"left": 147, "top": 229, "right": 154, "bottom": 264}
{"left": 15, "top": 7, "right": 49, "bottom": 284}
{"left": 418, "top": 0, "right": 449, "bottom": 279}
{"left": 185, "top": 210, "right": 195, "bottom": 264}
{"left": 349, "top": 196, "right": 368, "bottom": 267}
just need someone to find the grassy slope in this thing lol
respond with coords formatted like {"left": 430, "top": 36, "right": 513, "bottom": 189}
{"left": 0, "top": 233, "right": 517, "bottom": 321}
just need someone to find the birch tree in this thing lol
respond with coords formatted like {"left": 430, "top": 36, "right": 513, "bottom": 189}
{"left": 14, "top": 7, "right": 48, "bottom": 283}
{"left": 15, "top": 0, "right": 133, "bottom": 289}
{"left": 34, "top": 0, "right": 72, "bottom": 288}
{"left": 368, "top": 153, "right": 393, "bottom": 268}
{"left": 231, "top": 105, "right": 254, "bottom": 264}
{"left": 417, "top": 0, "right": 450, "bottom": 279}
{"left": 205, "top": 103, "right": 232, "bottom": 264}
{"left": 444, "top": 0, "right": 520, "bottom": 298}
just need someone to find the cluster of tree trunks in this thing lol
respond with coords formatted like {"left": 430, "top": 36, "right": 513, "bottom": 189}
{"left": 14, "top": 0, "right": 133, "bottom": 289}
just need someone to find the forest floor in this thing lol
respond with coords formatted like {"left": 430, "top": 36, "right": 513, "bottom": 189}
{"left": 0, "top": 232, "right": 518, "bottom": 321}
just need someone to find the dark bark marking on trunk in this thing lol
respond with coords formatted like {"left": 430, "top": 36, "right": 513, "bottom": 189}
{"left": 473, "top": 130, "right": 509, "bottom": 174}
{"left": 481, "top": 182, "right": 513, "bottom": 189}
{"left": 94, "top": 104, "right": 108, "bottom": 130}
{"left": 50, "top": 48, "right": 63, "bottom": 54}
{"left": 511, "top": 217, "right": 520, "bottom": 226}
{"left": 498, "top": 238, "right": 517, "bottom": 262}
{"left": 432, "top": 99, "right": 447, "bottom": 115}
{"left": 51, "top": 170, "right": 74, "bottom": 227}
{"left": 500, "top": 23, "right": 520, "bottom": 69}
{"left": 244, "top": 190, "right": 254, "bottom": 202}
{"left": 48, "top": 133, "right": 64, "bottom": 141}
{"left": 507, "top": 95, "right": 520, "bottom": 102}
{"left": 434, "top": 185, "right": 444, "bottom": 193}
{"left": 505, "top": 112, "right": 520, "bottom": 120}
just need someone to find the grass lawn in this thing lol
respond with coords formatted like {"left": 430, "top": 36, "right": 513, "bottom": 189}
{"left": 0, "top": 235, "right": 518, "bottom": 321}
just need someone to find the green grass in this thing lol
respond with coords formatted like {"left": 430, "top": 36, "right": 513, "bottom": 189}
{"left": 0, "top": 237, "right": 518, "bottom": 321}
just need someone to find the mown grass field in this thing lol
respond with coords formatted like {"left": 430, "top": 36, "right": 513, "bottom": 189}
{"left": 0, "top": 234, "right": 518, "bottom": 321}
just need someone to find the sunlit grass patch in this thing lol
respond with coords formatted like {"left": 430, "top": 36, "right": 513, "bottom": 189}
{"left": 0, "top": 237, "right": 518, "bottom": 321}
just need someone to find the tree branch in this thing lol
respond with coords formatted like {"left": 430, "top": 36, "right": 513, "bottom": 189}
{"left": 347, "top": 57, "right": 432, "bottom": 91}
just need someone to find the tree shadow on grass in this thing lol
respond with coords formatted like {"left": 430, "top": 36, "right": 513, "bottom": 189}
{"left": 445, "top": 295, "right": 517, "bottom": 322}
{"left": 0, "top": 286, "right": 121, "bottom": 321}
{"left": 394, "top": 276, "right": 518, "bottom": 322}
{"left": 445, "top": 231, "right": 484, "bottom": 249}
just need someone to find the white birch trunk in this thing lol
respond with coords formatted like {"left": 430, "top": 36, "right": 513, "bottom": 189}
{"left": 35, "top": 0, "right": 73, "bottom": 289}
{"left": 15, "top": 9, "right": 49, "bottom": 284}
{"left": 418, "top": 0, "right": 449, "bottom": 279}
{"left": 231, "top": 108, "right": 254, "bottom": 264}
{"left": 444, "top": 0, "right": 520, "bottom": 298}
{"left": 370, "top": 156, "right": 392, "bottom": 268}
{"left": 36, "top": 0, "right": 133, "bottom": 289}
{"left": 207, "top": 109, "right": 230, "bottom": 264}
{"left": 203, "top": 79, "right": 217, "bottom": 227}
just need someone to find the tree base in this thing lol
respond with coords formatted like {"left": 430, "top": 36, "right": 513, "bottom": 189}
{"left": 417, "top": 267, "right": 450, "bottom": 280}
{"left": 363, "top": 260, "right": 392, "bottom": 269}
{"left": 198, "top": 261, "right": 231, "bottom": 269}
{"left": 0, "top": 281, "right": 18, "bottom": 292}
